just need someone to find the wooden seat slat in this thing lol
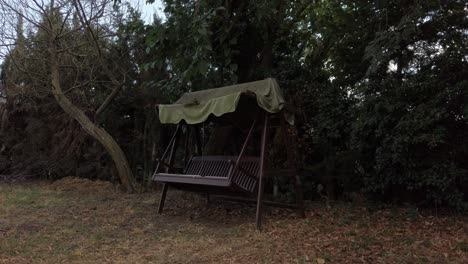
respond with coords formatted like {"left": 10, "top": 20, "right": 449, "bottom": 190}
{"left": 156, "top": 173, "right": 231, "bottom": 187}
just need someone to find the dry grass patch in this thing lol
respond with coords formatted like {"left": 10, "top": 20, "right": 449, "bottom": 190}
{"left": 0, "top": 177, "right": 467, "bottom": 263}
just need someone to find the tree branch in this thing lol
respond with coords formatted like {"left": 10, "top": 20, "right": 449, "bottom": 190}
{"left": 72, "top": 0, "right": 124, "bottom": 116}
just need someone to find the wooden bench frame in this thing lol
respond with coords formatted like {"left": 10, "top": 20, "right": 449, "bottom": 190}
{"left": 155, "top": 155, "right": 260, "bottom": 190}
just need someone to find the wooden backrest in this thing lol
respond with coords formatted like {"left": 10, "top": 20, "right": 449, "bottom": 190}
{"left": 230, "top": 157, "right": 260, "bottom": 192}
{"left": 184, "top": 156, "right": 255, "bottom": 175}
{"left": 184, "top": 156, "right": 234, "bottom": 177}
{"left": 184, "top": 155, "right": 260, "bottom": 192}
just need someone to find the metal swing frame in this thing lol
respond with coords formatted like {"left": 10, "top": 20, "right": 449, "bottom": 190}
{"left": 152, "top": 111, "right": 305, "bottom": 230}
{"left": 152, "top": 79, "right": 305, "bottom": 230}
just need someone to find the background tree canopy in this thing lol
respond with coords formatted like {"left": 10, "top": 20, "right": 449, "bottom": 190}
{"left": 0, "top": 0, "right": 466, "bottom": 209}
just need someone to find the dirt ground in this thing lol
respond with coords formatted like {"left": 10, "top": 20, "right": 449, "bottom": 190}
{"left": 0, "top": 177, "right": 466, "bottom": 263}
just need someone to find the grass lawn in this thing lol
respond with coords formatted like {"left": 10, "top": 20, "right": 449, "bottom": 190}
{"left": 0, "top": 177, "right": 466, "bottom": 263}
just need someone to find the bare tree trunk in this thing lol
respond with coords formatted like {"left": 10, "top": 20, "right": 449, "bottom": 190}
{"left": 48, "top": 31, "right": 134, "bottom": 192}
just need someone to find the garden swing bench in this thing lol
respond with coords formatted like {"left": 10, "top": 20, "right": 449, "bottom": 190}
{"left": 152, "top": 78, "right": 305, "bottom": 230}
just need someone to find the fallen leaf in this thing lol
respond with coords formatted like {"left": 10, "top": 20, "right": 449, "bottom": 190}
{"left": 316, "top": 258, "right": 325, "bottom": 264}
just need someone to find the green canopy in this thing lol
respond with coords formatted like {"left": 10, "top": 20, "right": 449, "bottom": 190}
{"left": 158, "top": 78, "right": 287, "bottom": 125}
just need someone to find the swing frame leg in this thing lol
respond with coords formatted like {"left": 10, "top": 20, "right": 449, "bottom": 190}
{"left": 155, "top": 125, "right": 181, "bottom": 215}
{"left": 256, "top": 114, "right": 268, "bottom": 231}
{"left": 295, "top": 174, "right": 306, "bottom": 218}
{"left": 158, "top": 183, "right": 168, "bottom": 214}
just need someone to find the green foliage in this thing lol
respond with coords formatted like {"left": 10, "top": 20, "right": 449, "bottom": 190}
{"left": 352, "top": 0, "right": 467, "bottom": 209}
{"left": 136, "top": 0, "right": 468, "bottom": 208}
{"left": 2, "top": 0, "right": 466, "bottom": 208}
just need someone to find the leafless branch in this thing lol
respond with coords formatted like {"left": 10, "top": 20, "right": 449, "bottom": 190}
{"left": 72, "top": 0, "right": 126, "bottom": 116}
